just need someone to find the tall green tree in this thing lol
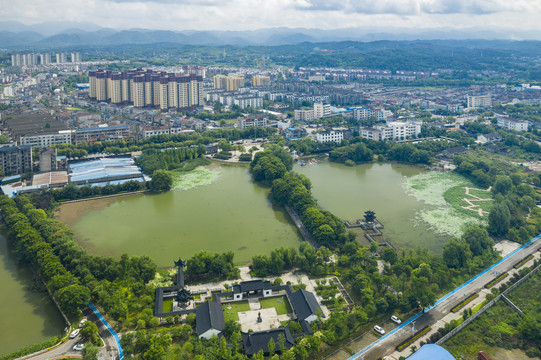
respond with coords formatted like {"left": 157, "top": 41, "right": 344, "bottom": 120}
{"left": 488, "top": 203, "right": 511, "bottom": 237}
{"left": 149, "top": 169, "right": 173, "bottom": 193}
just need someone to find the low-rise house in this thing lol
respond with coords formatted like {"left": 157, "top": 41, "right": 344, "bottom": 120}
{"left": 476, "top": 132, "right": 502, "bottom": 144}
{"left": 196, "top": 299, "right": 225, "bottom": 340}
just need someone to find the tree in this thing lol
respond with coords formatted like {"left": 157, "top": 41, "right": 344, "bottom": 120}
{"left": 80, "top": 321, "right": 100, "bottom": 345}
{"left": 443, "top": 238, "right": 472, "bottom": 268}
{"left": 82, "top": 344, "right": 99, "bottom": 360}
{"left": 267, "top": 337, "right": 276, "bottom": 357}
{"left": 492, "top": 175, "right": 512, "bottom": 196}
{"left": 56, "top": 284, "right": 90, "bottom": 317}
{"left": 488, "top": 203, "right": 510, "bottom": 237}
{"left": 149, "top": 169, "right": 173, "bottom": 193}
{"left": 382, "top": 247, "right": 398, "bottom": 265}
{"left": 462, "top": 225, "right": 493, "bottom": 256}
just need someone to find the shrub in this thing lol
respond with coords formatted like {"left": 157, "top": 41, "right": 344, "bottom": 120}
{"left": 396, "top": 326, "right": 431, "bottom": 351}
{"left": 513, "top": 254, "right": 534, "bottom": 269}
{"left": 451, "top": 293, "right": 479, "bottom": 313}
{"left": 485, "top": 272, "right": 509, "bottom": 289}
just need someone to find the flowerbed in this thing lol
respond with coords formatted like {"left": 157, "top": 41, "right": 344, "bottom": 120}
{"left": 451, "top": 293, "right": 479, "bottom": 313}
{"left": 513, "top": 254, "right": 534, "bottom": 269}
{"left": 484, "top": 272, "right": 509, "bottom": 289}
{"left": 396, "top": 325, "right": 431, "bottom": 351}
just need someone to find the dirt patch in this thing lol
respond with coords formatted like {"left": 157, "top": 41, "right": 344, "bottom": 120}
{"left": 493, "top": 348, "right": 532, "bottom": 360}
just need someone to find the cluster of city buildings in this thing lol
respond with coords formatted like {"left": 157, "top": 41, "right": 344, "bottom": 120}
{"left": 88, "top": 69, "right": 204, "bottom": 110}
{"left": 11, "top": 52, "right": 81, "bottom": 67}
{"left": 292, "top": 66, "right": 438, "bottom": 82}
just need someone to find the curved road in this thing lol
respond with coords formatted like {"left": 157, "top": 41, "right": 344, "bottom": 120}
{"left": 29, "top": 306, "right": 118, "bottom": 360}
{"left": 348, "top": 235, "right": 540, "bottom": 360}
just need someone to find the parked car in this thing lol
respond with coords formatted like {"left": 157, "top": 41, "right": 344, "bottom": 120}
{"left": 79, "top": 318, "right": 88, "bottom": 328}
{"left": 69, "top": 329, "right": 80, "bottom": 339}
{"left": 391, "top": 315, "right": 402, "bottom": 324}
{"left": 73, "top": 343, "right": 85, "bottom": 351}
{"left": 373, "top": 325, "right": 385, "bottom": 335}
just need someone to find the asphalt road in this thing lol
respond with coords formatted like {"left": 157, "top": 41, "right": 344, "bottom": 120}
{"left": 348, "top": 236, "right": 540, "bottom": 360}
{"left": 28, "top": 307, "right": 119, "bottom": 360}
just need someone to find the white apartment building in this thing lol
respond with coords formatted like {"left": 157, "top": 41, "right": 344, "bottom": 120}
{"left": 314, "top": 103, "right": 331, "bottom": 119}
{"left": 143, "top": 126, "right": 184, "bottom": 139}
{"left": 315, "top": 129, "right": 344, "bottom": 143}
{"left": 234, "top": 97, "right": 263, "bottom": 109}
{"left": 353, "top": 107, "right": 386, "bottom": 121}
{"left": 20, "top": 130, "right": 73, "bottom": 147}
{"left": 497, "top": 116, "right": 528, "bottom": 131}
{"left": 467, "top": 94, "right": 492, "bottom": 109}
{"left": 360, "top": 121, "right": 421, "bottom": 141}
{"left": 294, "top": 109, "right": 315, "bottom": 122}
{"left": 237, "top": 117, "right": 268, "bottom": 129}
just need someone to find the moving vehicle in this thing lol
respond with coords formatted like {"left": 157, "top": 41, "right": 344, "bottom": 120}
{"left": 391, "top": 315, "right": 402, "bottom": 324}
{"left": 73, "top": 343, "right": 85, "bottom": 351}
{"left": 79, "top": 318, "right": 88, "bottom": 328}
{"left": 69, "top": 329, "right": 80, "bottom": 339}
{"left": 373, "top": 325, "right": 385, "bottom": 335}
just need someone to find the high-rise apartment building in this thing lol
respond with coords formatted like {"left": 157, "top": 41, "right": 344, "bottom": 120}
{"left": 71, "top": 52, "right": 81, "bottom": 63}
{"left": 89, "top": 69, "right": 204, "bottom": 110}
{"left": 11, "top": 53, "right": 54, "bottom": 67}
{"left": 213, "top": 74, "right": 245, "bottom": 91}
{"left": 56, "top": 52, "right": 67, "bottom": 64}
{"left": 252, "top": 75, "right": 270, "bottom": 87}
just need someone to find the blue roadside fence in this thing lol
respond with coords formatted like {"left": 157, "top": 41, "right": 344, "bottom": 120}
{"left": 88, "top": 301, "right": 124, "bottom": 360}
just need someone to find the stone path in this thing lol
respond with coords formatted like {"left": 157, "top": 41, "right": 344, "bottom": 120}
{"left": 460, "top": 186, "right": 493, "bottom": 217}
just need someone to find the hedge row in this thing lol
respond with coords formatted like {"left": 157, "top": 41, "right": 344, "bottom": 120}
{"left": 485, "top": 272, "right": 509, "bottom": 289}
{"left": 396, "top": 325, "right": 432, "bottom": 352}
{"left": 451, "top": 293, "right": 479, "bottom": 313}
{"left": 513, "top": 254, "right": 534, "bottom": 269}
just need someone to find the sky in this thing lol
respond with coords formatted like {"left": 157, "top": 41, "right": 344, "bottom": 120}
{"left": 2, "top": 0, "right": 541, "bottom": 34}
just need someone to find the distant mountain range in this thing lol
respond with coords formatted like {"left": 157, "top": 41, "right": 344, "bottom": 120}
{"left": 1, "top": 21, "right": 541, "bottom": 49}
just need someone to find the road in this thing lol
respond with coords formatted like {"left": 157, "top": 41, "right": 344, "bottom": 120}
{"left": 347, "top": 235, "right": 540, "bottom": 360}
{"left": 28, "top": 306, "right": 119, "bottom": 360}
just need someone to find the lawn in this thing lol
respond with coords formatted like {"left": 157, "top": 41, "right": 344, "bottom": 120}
{"left": 259, "top": 296, "right": 293, "bottom": 315}
{"left": 222, "top": 301, "right": 250, "bottom": 322}
{"left": 162, "top": 298, "right": 173, "bottom": 312}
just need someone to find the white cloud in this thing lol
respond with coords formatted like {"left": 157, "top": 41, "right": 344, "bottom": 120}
{"left": 1, "top": 0, "right": 540, "bottom": 33}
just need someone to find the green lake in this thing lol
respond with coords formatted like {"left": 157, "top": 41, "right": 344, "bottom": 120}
{"left": 295, "top": 161, "right": 451, "bottom": 253}
{"left": 56, "top": 165, "right": 302, "bottom": 267}
{"left": 0, "top": 226, "right": 65, "bottom": 356}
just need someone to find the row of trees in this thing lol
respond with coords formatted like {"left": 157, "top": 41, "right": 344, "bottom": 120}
{"left": 7, "top": 196, "right": 159, "bottom": 327}
{"left": 136, "top": 146, "right": 207, "bottom": 174}
{"left": 184, "top": 250, "right": 239, "bottom": 281}
{"left": 0, "top": 196, "right": 90, "bottom": 318}
{"left": 52, "top": 127, "right": 276, "bottom": 158}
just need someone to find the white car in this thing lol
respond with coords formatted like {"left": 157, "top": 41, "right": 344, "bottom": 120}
{"left": 73, "top": 343, "right": 85, "bottom": 351}
{"left": 391, "top": 315, "right": 402, "bottom": 324}
{"left": 373, "top": 325, "right": 385, "bottom": 335}
{"left": 69, "top": 329, "right": 80, "bottom": 339}
{"left": 79, "top": 319, "right": 88, "bottom": 328}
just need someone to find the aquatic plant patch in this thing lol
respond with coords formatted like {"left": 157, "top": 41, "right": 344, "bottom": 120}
{"left": 404, "top": 172, "right": 486, "bottom": 237}
{"left": 172, "top": 167, "right": 221, "bottom": 191}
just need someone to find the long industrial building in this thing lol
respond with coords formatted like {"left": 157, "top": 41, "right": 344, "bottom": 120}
{"left": 89, "top": 69, "right": 204, "bottom": 110}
